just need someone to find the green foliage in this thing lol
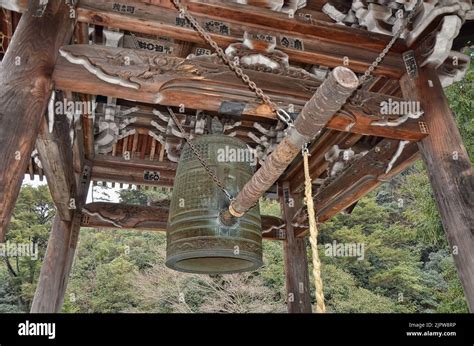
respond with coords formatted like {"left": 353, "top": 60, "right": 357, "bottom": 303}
{"left": 0, "top": 268, "right": 23, "bottom": 313}
{"left": 260, "top": 241, "right": 285, "bottom": 294}
{"left": 321, "top": 264, "right": 399, "bottom": 313}
{"left": 398, "top": 163, "right": 445, "bottom": 246}
{"left": 88, "top": 256, "right": 139, "bottom": 313}
{"left": 0, "top": 185, "right": 53, "bottom": 312}
{"left": 118, "top": 189, "right": 148, "bottom": 205}
{"left": 132, "top": 263, "right": 285, "bottom": 313}
{"left": 119, "top": 188, "right": 171, "bottom": 206}
{"left": 445, "top": 55, "right": 474, "bottom": 160}
{"left": 318, "top": 182, "right": 468, "bottom": 313}
{"left": 62, "top": 229, "right": 165, "bottom": 313}
{"left": 259, "top": 198, "right": 281, "bottom": 218}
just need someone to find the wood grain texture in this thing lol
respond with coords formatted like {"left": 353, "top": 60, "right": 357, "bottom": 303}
{"left": 30, "top": 215, "right": 73, "bottom": 313}
{"left": 231, "top": 66, "right": 358, "bottom": 216}
{"left": 91, "top": 156, "right": 176, "bottom": 188}
{"left": 280, "top": 183, "right": 312, "bottom": 313}
{"left": 36, "top": 109, "right": 77, "bottom": 221}
{"left": 76, "top": 0, "right": 405, "bottom": 78}
{"left": 81, "top": 202, "right": 169, "bottom": 230}
{"left": 31, "top": 173, "right": 90, "bottom": 313}
{"left": 80, "top": 202, "right": 294, "bottom": 241}
{"left": 293, "top": 139, "right": 420, "bottom": 236}
{"left": 0, "top": 1, "right": 75, "bottom": 239}
{"left": 53, "top": 44, "right": 426, "bottom": 141}
{"left": 285, "top": 131, "right": 361, "bottom": 193}
{"left": 400, "top": 67, "right": 474, "bottom": 312}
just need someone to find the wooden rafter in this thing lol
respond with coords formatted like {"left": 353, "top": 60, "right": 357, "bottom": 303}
{"left": 91, "top": 156, "right": 176, "bottom": 188}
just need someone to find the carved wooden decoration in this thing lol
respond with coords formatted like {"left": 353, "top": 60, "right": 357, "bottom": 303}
{"left": 437, "top": 52, "right": 471, "bottom": 87}
{"left": 417, "top": 15, "right": 462, "bottom": 68}
{"left": 217, "top": 0, "right": 307, "bottom": 13}
{"left": 292, "top": 139, "right": 420, "bottom": 232}
{"left": 54, "top": 45, "right": 427, "bottom": 142}
{"left": 322, "top": 0, "right": 472, "bottom": 87}
{"left": 80, "top": 202, "right": 300, "bottom": 240}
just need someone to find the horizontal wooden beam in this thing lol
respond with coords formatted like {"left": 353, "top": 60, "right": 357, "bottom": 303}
{"left": 53, "top": 45, "right": 427, "bottom": 141}
{"left": 316, "top": 140, "right": 420, "bottom": 222}
{"left": 91, "top": 156, "right": 176, "bottom": 188}
{"left": 294, "top": 139, "right": 420, "bottom": 236}
{"left": 82, "top": 202, "right": 168, "bottom": 230}
{"left": 75, "top": 0, "right": 405, "bottom": 78}
{"left": 285, "top": 131, "right": 362, "bottom": 193}
{"left": 81, "top": 202, "right": 292, "bottom": 240}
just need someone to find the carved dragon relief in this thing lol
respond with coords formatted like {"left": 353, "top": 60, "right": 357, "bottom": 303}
{"left": 59, "top": 44, "right": 321, "bottom": 109}
{"left": 59, "top": 45, "right": 224, "bottom": 93}
{"left": 82, "top": 202, "right": 170, "bottom": 229}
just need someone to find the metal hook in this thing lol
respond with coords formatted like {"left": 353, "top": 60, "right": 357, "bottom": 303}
{"left": 276, "top": 108, "right": 294, "bottom": 128}
{"left": 302, "top": 143, "right": 310, "bottom": 156}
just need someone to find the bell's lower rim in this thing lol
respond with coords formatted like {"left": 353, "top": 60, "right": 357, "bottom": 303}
{"left": 166, "top": 250, "right": 263, "bottom": 274}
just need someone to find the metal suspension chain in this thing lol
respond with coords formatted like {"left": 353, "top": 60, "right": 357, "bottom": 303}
{"left": 298, "top": 1, "right": 421, "bottom": 313}
{"left": 356, "top": 0, "right": 422, "bottom": 89}
{"left": 169, "top": 0, "right": 422, "bottom": 203}
{"left": 167, "top": 107, "right": 234, "bottom": 201}
{"left": 170, "top": 0, "right": 293, "bottom": 127}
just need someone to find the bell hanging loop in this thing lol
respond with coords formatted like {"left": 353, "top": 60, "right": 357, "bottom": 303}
{"left": 276, "top": 108, "right": 294, "bottom": 128}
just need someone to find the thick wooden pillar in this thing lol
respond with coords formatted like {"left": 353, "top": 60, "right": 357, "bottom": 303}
{"left": 400, "top": 66, "right": 474, "bottom": 312}
{"left": 31, "top": 111, "right": 90, "bottom": 312}
{"left": 0, "top": 1, "right": 75, "bottom": 239}
{"left": 31, "top": 176, "right": 90, "bottom": 313}
{"left": 31, "top": 215, "right": 79, "bottom": 313}
{"left": 280, "top": 182, "right": 312, "bottom": 313}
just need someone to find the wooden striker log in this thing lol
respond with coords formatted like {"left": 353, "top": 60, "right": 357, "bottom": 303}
{"left": 229, "top": 66, "right": 359, "bottom": 217}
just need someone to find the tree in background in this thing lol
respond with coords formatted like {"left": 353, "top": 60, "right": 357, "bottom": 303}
{"left": 130, "top": 244, "right": 285, "bottom": 313}
{"left": 446, "top": 47, "right": 473, "bottom": 161}
{"left": 0, "top": 185, "right": 54, "bottom": 312}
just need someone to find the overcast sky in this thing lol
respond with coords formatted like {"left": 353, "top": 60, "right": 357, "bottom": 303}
{"left": 22, "top": 176, "right": 121, "bottom": 203}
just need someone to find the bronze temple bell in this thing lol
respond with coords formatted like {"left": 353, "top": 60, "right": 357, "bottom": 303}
{"left": 166, "top": 135, "right": 263, "bottom": 274}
